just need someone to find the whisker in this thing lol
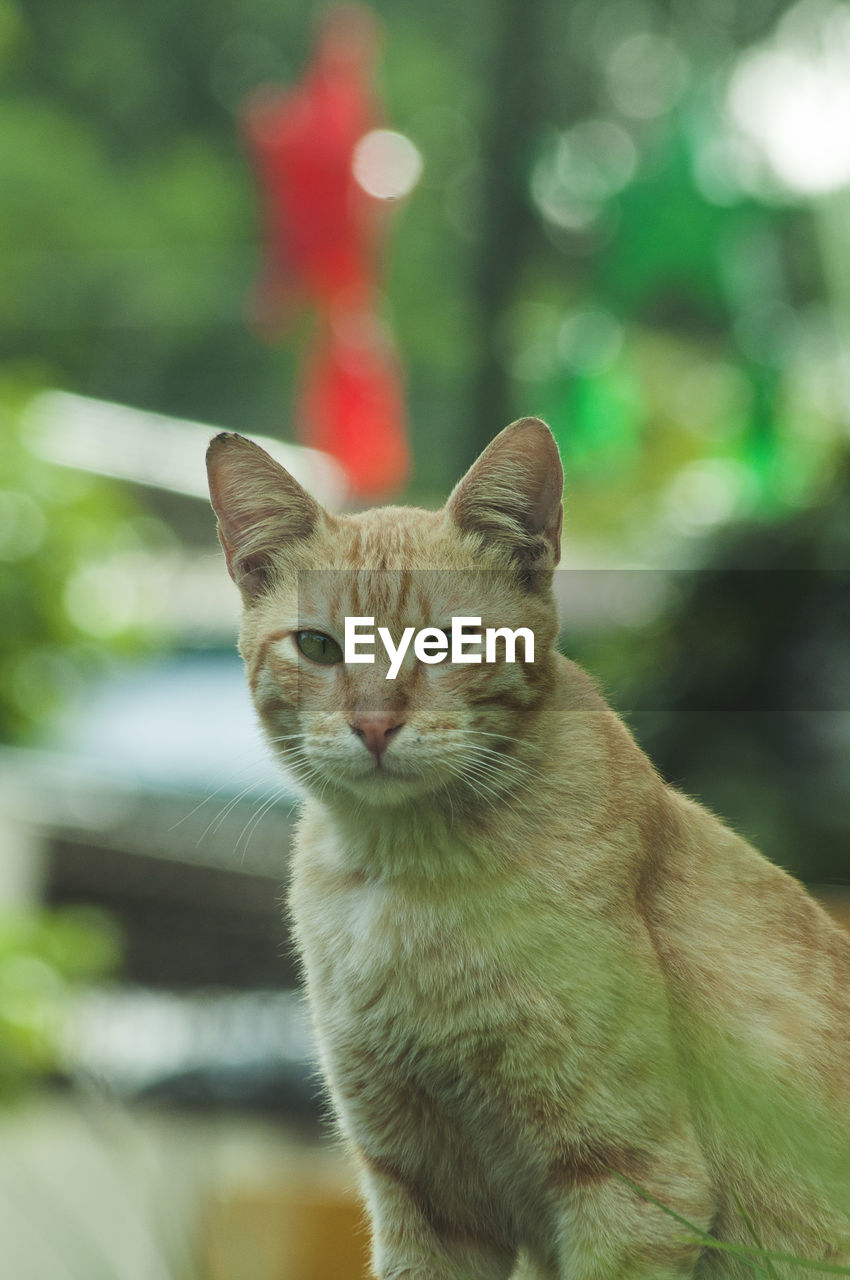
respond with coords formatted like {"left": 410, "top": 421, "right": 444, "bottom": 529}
{"left": 461, "top": 751, "right": 543, "bottom": 790}
{"left": 458, "top": 741, "right": 545, "bottom": 784}
{"left": 195, "top": 777, "right": 272, "bottom": 847}
{"left": 235, "top": 785, "right": 290, "bottom": 860}
{"left": 461, "top": 744, "right": 533, "bottom": 772}
{"left": 454, "top": 757, "right": 539, "bottom": 816}
{"left": 171, "top": 742, "right": 300, "bottom": 833}
{"left": 452, "top": 760, "right": 504, "bottom": 805}
{"left": 450, "top": 729, "right": 532, "bottom": 747}
{"left": 434, "top": 776, "right": 456, "bottom": 828}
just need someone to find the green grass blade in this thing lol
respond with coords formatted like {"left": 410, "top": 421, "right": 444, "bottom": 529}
{"left": 732, "top": 1188, "right": 780, "bottom": 1280}
{"left": 613, "top": 1173, "right": 850, "bottom": 1276}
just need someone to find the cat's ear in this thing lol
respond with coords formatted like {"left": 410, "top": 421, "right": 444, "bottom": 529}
{"left": 206, "top": 432, "right": 321, "bottom": 599}
{"left": 446, "top": 417, "right": 563, "bottom": 578}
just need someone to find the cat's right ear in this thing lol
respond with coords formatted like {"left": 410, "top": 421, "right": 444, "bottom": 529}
{"left": 206, "top": 433, "right": 321, "bottom": 600}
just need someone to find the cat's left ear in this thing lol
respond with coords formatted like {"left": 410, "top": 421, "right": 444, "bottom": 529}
{"left": 446, "top": 417, "right": 563, "bottom": 576}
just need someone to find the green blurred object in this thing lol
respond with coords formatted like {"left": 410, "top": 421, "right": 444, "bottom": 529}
{"left": 546, "top": 353, "right": 644, "bottom": 481}
{"left": 0, "top": 905, "right": 120, "bottom": 1098}
{"left": 525, "top": 97, "right": 849, "bottom": 536}
{"left": 591, "top": 122, "right": 733, "bottom": 329}
{"left": 0, "top": 372, "right": 157, "bottom": 743}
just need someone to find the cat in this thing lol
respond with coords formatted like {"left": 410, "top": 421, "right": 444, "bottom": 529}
{"left": 207, "top": 417, "right": 850, "bottom": 1280}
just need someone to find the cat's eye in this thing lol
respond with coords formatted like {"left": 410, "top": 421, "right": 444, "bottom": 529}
{"left": 295, "top": 630, "right": 344, "bottom": 665}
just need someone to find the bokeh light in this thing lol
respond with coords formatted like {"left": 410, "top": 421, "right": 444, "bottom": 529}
{"left": 531, "top": 119, "right": 637, "bottom": 231}
{"left": 605, "top": 32, "right": 690, "bottom": 119}
{"left": 352, "top": 128, "right": 423, "bottom": 199}
{"left": 727, "top": 0, "right": 850, "bottom": 196}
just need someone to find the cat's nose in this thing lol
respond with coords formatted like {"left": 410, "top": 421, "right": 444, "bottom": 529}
{"left": 349, "top": 714, "right": 405, "bottom": 762}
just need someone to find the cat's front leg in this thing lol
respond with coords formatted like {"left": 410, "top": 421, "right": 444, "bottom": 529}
{"left": 360, "top": 1158, "right": 515, "bottom": 1280}
{"left": 555, "top": 1147, "right": 715, "bottom": 1280}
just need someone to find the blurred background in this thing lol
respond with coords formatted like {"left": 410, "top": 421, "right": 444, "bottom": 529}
{"left": 1, "top": 0, "right": 849, "bottom": 1275}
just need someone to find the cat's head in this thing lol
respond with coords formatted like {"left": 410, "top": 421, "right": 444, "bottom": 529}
{"left": 206, "top": 418, "right": 563, "bottom": 811}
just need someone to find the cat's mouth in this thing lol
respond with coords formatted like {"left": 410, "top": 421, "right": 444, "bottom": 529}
{"left": 356, "top": 757, "right": 416, "bottom": 783}
{"left": 284, "top": 737, "right": 447, "bottom": 803}
{"left": 344, "top": 754, "right": 437, "bottom": 801}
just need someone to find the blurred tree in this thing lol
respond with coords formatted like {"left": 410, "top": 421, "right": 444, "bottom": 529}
{"left": 637, "top": 468, "right": 850, "bottom": 884}
{"left": 0, "top": 375, "right": 157, "bottom": 743}
{"left": 0, "top": 905, "right": 120, "bottom": 1097}
{"left": 466, "top": 0, "right": 548, "bottom": 463}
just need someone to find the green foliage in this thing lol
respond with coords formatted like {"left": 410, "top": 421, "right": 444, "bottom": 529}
{"left": 0, "top": 372, "right": 158, "bottom": 742}
{"left": 0, "top": 905, "right": 120, "bottom": 1098}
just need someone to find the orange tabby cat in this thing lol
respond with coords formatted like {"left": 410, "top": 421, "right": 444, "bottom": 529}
{"left": 207, "top": 419, "right": 850, "bottom": 1279}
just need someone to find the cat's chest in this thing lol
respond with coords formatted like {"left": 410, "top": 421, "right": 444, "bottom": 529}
{"left": 289, "top": 835, "right": 589, "bottom": 1097}
{"left": 293, "top": 850, "right": 610, "bottom": 1256}
{"left": 295, "top": 857, "right": 517, "bottom": 1018}
{"left": 293, "top": 829, "right": 538, "bottom": 1003}
{"left": 288, "top": 828, "right": 675, "bottom": 1253}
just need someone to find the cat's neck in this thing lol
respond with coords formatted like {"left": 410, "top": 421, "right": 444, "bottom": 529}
{"left": 307, "top": 773, "right": 530, "bottom": 883}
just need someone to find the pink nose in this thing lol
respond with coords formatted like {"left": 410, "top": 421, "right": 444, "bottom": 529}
{"left": 349, "top": 714, "right": 404, "bottom": 762}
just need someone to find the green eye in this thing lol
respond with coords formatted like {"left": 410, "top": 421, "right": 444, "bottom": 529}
{"left": 294, "top": 630, "right": 344, "bottom": 665}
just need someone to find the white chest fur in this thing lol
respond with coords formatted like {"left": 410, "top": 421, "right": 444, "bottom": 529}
{"left": 288, "top": 816, "right": 681, "bottom": 1260}
{"left": 290, "top": 836, "right": 561, "bottom": 1251}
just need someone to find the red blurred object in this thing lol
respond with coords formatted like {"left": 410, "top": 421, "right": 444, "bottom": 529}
{"left": 299, "top": 313, "right": 409, "bottom": 498}
{"left": 242, "top": 6, "right": 410, "bottom": 499}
